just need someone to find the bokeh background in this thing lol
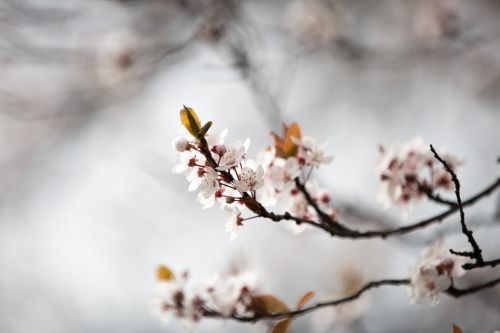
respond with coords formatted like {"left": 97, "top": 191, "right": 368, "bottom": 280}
{"left": 1, "top": 0, "right": 500, "bottom": 332}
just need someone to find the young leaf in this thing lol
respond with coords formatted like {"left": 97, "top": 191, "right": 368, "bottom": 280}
{"left": 270, "top": 319, "right": 292, "bottom": 333}
{"left": 199, "top": 121, "right": 213, "bottom": 136}
{"left": 296, "top": 291, "right": 315, "bottom": 310}
{"left": 251, "top": 295, "right": 292, "bottom": 333}
{"left": 157, "top": 265, "right": 175, "bottom": 281}
{"left": 251, "top": 294, "right": 289, "bottom": 314}
{"left": 271, "top": 122, "right": 302, "bottom": 158}
{"left": 180, "top": 106, "right": 201, "bottom": 137}
{"left": 452, "top": 324, "right": 464, "bottom": 333}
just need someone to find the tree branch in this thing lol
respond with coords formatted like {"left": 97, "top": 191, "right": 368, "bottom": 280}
{"left": 294, "top": 177, "right": 355, "bottom": 234}
{"left": 463, "top": 258, "right": 500, "bottom": 270}
{"left": 429, "top": 144, "right": 484, "bottom": 265}
{"left": 447, "top": 276, "right": 500, "bottom": 297}
{"left": 206, "top": 279, "right": 410, "bottom": 322}
{"left": 203, "top": 275, "right": 500, "bottom": 323}
{"left": 260, "top": 177, "right": 500, "bottom": 239}
{"left": 416, "top": 180, "right": 457, "bottom": 207}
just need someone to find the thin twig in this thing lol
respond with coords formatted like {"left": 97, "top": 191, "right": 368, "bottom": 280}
{"left": 416, "top": 180, "right": 457, "bottom": 207}
{"left": 447, "top": 276, "right": 500, "bottom": 297}
{"left": 294, "top": 178, "right": 354, "bottom": 234}
{"left": 430, "top": 144, "right": 484, "bottom": 264}
{"left": 463, "top": 258, "right": 500, "bottom": 270}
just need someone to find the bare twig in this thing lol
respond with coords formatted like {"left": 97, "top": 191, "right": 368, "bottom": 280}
{"left": 416, "top": 180, "right": 457, "bottom": 207}
{"left": 429, "top": 144, "right": 484, "bottom": 265}
{"left": 463, "top": 258, "right": 500, "bottom": 270}
{"left": 294, "top": 178, "right": 353, "bottom": 234}
{"left": 447, "top": 276, "right": 500, "bottom": 297}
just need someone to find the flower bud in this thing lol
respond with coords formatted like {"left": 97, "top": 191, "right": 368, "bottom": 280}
{"left": 174, "top": 137, "right": 190, "bottom": 152}
{"left": 215, "top": 144, "right": 227, "bottom": 156}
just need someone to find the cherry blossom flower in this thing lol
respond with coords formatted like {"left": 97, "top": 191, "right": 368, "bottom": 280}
{"left": 225, "top": 206, "right": 243, "bottom": 241}
{"left": 196, "top": 169, "right": 220, "bottom": 208}
{"left": 217, "top": 139, "right": 250, "bottom": 171}
{"left": 267, "top": 158, "right": 300, "bottom": 190}
{"left": 234, "top": 165, "right": 265, "bottom": 192}
{"left": 207, "top": 128, "right": 228, "bottom": 149}
{"left": 172, "top": 151, "right": 199, "bottom": 175}
{"left": 173, "top": 136, "right": 190, "bottom": 152}
{"left": 153, "top": 264, "right": 259, "bottom": 327}
{"left": 294, "top": 136, "right": 334, "bottom": 167}
{"left": 200, "top": 270, "right": 259, "bottom": 317}
{"left": 151, "top": 270, "right": 189, "bottom": 326}
{"left": 257, "top": 147, "right": 300, "bottom": 206}
{"left": 172, "top": 152, "right": 208, "bottom": 194}
{"left": 408, "top": 240, "right": 466, "bottom": 305}
{"left": 376, "top": 137, "right": 462, "bottom": 215}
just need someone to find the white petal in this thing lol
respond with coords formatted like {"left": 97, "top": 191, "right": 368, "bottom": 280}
{"left": 234, "top": 180, "right": 250, "bottom": 192}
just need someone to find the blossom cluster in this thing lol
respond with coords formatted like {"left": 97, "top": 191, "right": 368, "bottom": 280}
{"left": 152, "top": 265, "right": 259, "bottom": 328}
{"left": 172, "top": 108, "right": 335, "bottom": 240}
{"left": 376, "top": 137, "right": 462, "bottom": 214}
{"left": 408, "top": 240, "right": 466, "bottom": 305}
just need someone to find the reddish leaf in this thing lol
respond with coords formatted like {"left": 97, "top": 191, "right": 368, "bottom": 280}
{"left": 251, "top": 295, "right": 292, "bottom": 333}
{"left": 270, "top": 319, "right": 292, "bottom": 333}
{"left": 296, "top": 291, "right": 315, "bottom": 310}
{"left": 452, "top": 324, "right": 464, "bottom": 333}
{"left": 251, "top": 294, "right": 289, "bottom": 315}
{"left": 271, "top": 122, "right": 302, "bottom": 158}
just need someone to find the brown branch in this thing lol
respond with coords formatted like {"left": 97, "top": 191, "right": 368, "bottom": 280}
{"left": 260, "top": 177, "right": 500, "bottom": 239}
{"left": 447, "top": 276, "right": 500, "bottom": 297}
{"left": 293, "top": 178, "right": 355, "bottom": 235}
{"left": 430, "top": 144, "right": 484, "bottom": 265}
{"left": 206, "top": 279, "right": 410, "bottom": 322}
{"left": 194, "top": 116, "right": 500, "bottom": 242}
{"left": 204, "top": 275, "right": 500, "bottom": 323}
{"left": 463, "top": 258, "right": 500, "bottom": 270}
{"left": 416, "top": 181, "right": 457, "bottom": 207}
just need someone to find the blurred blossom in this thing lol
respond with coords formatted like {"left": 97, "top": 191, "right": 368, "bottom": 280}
{"left": 414, "top": 0, "right": 461, "bottom": 43}
{"left": 95, "top": 31, "right": 141, "bottom": 89}
{"left": 311, "top": 266, "right": 367, "bottom": 331}
{"left": 284, "top": 0, "right": 340, "bottom": 46}
{"left": 375, "top": 137, "right": 462, "bottom": 217}
{"left": 152, "top": 264, "right": 259, "bottom": 327}
{"left": 407, "top": 240, "right": 466, "bottom": 305}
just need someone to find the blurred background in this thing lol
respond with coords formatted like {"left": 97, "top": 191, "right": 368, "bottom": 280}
{"left": 1, "top": 0, "right": 500, "bottom": 332}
